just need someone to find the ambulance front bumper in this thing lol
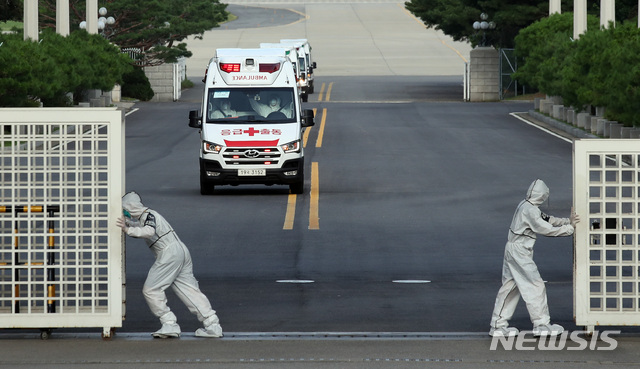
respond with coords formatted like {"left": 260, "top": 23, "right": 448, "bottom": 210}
{"left": 200, "top": 158, "right": 303, "bottom": 185}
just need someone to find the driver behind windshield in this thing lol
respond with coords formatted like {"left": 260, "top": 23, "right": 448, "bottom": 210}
{"left": 209, "top": 98, "right": 238, "bottom": 119}
{"left": 249, "top": 93, "right": 293, "bottom": 118}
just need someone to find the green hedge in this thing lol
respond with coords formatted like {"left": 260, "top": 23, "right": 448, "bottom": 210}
{"left": 0, "top": 29, "right": 133, "bottom": 107}
{"left": 514, "top": 13, "right": 640, "bottom": 127}
{"left": 121, "top": 67, "right": 154, "bottom": 101}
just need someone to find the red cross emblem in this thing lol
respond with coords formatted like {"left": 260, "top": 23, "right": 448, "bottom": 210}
{"left": 244, "top": 127, "right": 259, "bottom": 136}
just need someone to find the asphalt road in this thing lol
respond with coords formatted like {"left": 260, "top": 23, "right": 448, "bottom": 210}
{"left": 115, "top": 3, "right": 581, "bottom": 336}
{"left": 1, "top": 1, "right": 587, "bottom": 338}
{"left": 4, "top": 3, "right": 640, "bottom": 369}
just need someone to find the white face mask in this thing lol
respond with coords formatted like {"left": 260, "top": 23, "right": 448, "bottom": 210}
{"left": 220, "top": 101, "right": 230, "bottom": 110}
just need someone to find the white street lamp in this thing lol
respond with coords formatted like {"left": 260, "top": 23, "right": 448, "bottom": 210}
{"left": 473, "top": 13, "right": 496, "bottom": 47}
{"left": 80, "top": 8, "right": 115, "bottom": 36}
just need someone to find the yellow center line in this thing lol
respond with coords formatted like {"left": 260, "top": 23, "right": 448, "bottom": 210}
{"left": 283, "top": 194, "right": 297, "bottom": 230}
{"left": 316, "top": 108, "right": 327, "bottom": 148}
{"left": 309, "top": 162, "right": 320, "bottom": 230}
{"left": 325, "top": 82, "right": 333, "bottom": 102}
{"left": 317, "top": 83, "right": 326, "bottom": 102}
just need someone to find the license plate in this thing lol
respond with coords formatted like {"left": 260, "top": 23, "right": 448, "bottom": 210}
{"left": 238, "top": 169, "right": 266, "bottom": 176}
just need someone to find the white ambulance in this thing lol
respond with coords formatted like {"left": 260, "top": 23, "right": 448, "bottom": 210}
{"left": 259, "top": 43, "right": 309, "bottom": 102}
{"left": 188, "top": 48, "right": 315, "bottom": 195}
{"left": 280, "top": 39, "right": 316, "bottom": 94}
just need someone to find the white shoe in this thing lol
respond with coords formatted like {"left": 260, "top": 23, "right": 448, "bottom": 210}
{"left": 195, "top": 323, "right": 223, "bottom": 338}
{"left": 489, "top": 326, "right": 519, "bottom": 337}
{"left": 533, "top": 323, "right": 564, "bottom": 337}
{"left": 152, "top": 322, "right": 181, "bottom": 338}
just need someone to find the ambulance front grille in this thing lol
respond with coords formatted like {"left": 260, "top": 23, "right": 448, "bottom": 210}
{"left": 222, "top": 147, "right": 281, "bottom": 165}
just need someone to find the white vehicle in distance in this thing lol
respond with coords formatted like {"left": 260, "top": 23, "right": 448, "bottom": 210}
{"left": 260, "top": 42, "right": 309, "bottom": 102}
{"left": 189, "top": 48, "right": 315, "bottom": 195}
{"left": 280, "top": 39, "right": 316, "bottom": 94}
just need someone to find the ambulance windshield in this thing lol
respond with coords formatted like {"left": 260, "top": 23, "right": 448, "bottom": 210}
{"left": 206, "top": 88, "right": 297, "bottom": 123}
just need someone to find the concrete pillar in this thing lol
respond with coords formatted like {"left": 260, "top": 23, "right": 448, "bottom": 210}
{"left": 600, "top": 0, "right": 615, "bottom": 28}
{"left": 574, "top": 0, "right": 587, "bottom": 40}
{"left": 23, "top": 0, "right": 39, "bottom": 41}
{"left": 468, "top": 47, "right": 499, "bottom": 102}
{"left": 56, "top": 0, "right": 70, "bottom": 36}
{"left": 86, "top": 0, "right": 98, "bottom": 34}
{"left": 550, "top": 0, "right": 561, "bottom": 14}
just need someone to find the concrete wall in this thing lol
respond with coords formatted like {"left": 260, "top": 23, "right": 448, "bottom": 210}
{"left": 469, "top": 47, "right": 499, "bottom": 102}
{"left": 144, "top": 58, "right": 186, "bottom": 102}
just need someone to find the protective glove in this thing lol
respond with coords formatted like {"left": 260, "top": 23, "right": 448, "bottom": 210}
{"left": 570, "top": 212, "right": 581, "bottom": 228}
{"left": 116, "top": 217, "right": 129, "bottom": 233}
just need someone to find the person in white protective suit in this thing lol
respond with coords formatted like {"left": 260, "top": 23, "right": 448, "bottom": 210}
{"left": 209, "top": 98, "right": 237, "bottom": 119}
{"left": 248, "top": 94, "right": 293, "bottom": 118}
{"left": 116, "top": 192, "right": 223, "bottom": 338}
{"left": 489, "top": 179, "right": 580, "bottom": 337}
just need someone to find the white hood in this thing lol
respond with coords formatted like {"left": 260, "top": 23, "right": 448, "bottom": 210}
{"left": 525, "top": 179, "right": 549, "bottom": 206}
{"left": 122, "top": 191, "right": 148, "bottom": 219}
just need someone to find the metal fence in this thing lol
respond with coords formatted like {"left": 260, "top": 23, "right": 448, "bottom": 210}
{"left": 574, "top": 139, "right": 640, "bottom": 332}
{"left": 0, "top": 108, "right": 125, "bottom": 339}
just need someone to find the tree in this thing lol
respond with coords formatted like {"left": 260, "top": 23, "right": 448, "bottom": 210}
{"left": 0, "top": 0, "right": 22, "bottom": 22}
{"left": 0, "top": 29, "right": 133, "bottom": 106}
{"left": 0, "top": 33, "right": 64, "bottom": 106}
{"left": 404, "top": 0, "right": 638, "bottom": 49}
{"left": 567, "top": 21, "right": 640, "bottom": 126}
{"left": 39, "top": 0, "right": 228, "bottom": 66}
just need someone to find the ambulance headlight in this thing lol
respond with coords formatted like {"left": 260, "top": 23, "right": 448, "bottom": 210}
{"left": 280, "top": 140, "right": 300, "bottom": 153}
{"left": 203, "top": 141, "right": 223, "bottom": 154}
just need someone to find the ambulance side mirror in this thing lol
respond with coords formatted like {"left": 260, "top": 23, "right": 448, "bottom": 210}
{"left": 188, "top": 110, "right": 202, "bottom": 128}
{"left": 312, "top": 62, "right": 317, "bottom": 69}
{"left": 302, "top": 109, "right": 315, "bottom": 127}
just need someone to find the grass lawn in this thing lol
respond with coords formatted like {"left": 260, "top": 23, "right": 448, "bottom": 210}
{"left": 0, "top": 21, "right": 22, "bottom": 32}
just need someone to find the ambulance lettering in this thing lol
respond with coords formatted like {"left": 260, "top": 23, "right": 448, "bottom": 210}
{"left": 231, "top": 75, "right": 268, "bottom": 81}
{"left": 221, "top": 128, "right": 282, "bottom": 136}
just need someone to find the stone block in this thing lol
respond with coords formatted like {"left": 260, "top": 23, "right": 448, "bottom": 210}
{"left": 591, "top": 117, "right": 599, "bottom": 134}
{"left": 596, "top": 118, "right": 606, "bottom": 135}
{"left": 552, "top": 105, "right": 564, "bottom": 120}
{"left": 609, "top": 123, "right": 623, "bottom": 138}
{"left": 576, "top": 113, "right": 589, "bottom": 129}
{"left": 566, "top": 109, "right": 575, "bottom": 124}
{"left": 534, "top": 98, "right": 542, "bottom": 110}
{"left": 621, "top": 127, "right": 633, "bottom": 138}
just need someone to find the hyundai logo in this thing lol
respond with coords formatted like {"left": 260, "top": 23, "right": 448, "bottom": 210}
{"left": 244, "top": 149, "right": 260, "bottom": 158}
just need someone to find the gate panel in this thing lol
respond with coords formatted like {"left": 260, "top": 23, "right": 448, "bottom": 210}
{"left": 574, "top": 139, "right": 640, "bottom": 329}
{"left": 0, "top": 108, "right": 124, "bottom": 335}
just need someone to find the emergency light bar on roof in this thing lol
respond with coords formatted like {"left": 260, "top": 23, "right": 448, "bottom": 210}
{"left": 213, "top": 50, "right": 292, "bottom": 85}
{"left": 216, "top": 48, "right": 287, "bottom": 58}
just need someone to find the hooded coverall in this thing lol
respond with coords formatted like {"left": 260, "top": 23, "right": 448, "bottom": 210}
{"left": 120, "top": 192, "right": 221, "bottom": 337}
{"left": 490, "top": 179, "right": 575, "bottom": 330}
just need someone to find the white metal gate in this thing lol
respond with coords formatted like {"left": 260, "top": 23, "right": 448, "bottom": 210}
{"left": 0, "top": 108, "right": 125, "bottom": 338}
{"left": 574, "top": 139, "right": 640, "bottom": 331}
